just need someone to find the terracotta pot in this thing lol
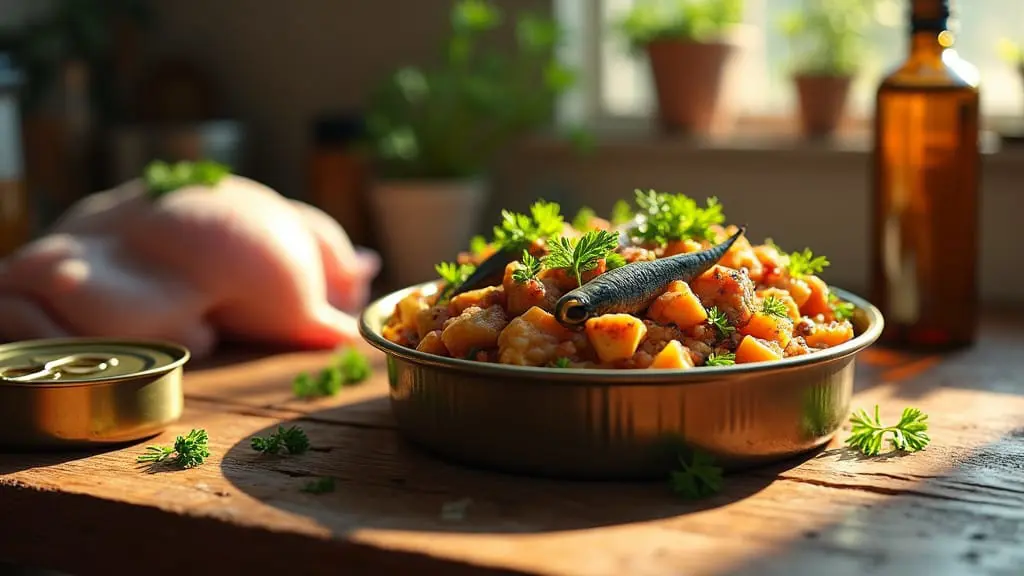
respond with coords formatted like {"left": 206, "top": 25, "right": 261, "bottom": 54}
{"left": 645, "top": 40, "right": 735, "bottom": 135}
{"left": 793, "top": 74, "right": 852, "bottom": 138}
{"left": 368, "top": 178, "right": 488, "bottom": 288}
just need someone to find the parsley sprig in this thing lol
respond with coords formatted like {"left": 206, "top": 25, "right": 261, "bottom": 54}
{"left": 491, "top": 200, "right": 565, "bottom": 251}
{"left": 611, "top": 199, "right": 634, "bottom": 226}
{"left": 785, "top": 248, "right": 830, "bottom": 278}
{"left": 845, "top": 405, "right": 931, "bottom": 456}
{"left": 293, "top": 347, "right": 372, "bottom": 399}
{"left": 511, "top": 251, "right": 543, "bottom": 284}
{"left": 670, "top": 451, "right": 724, "bottom": 499}
{"left": 144, "top": 159, "right": 230, "bottom": 198}
{"left": 137, "top": 428, "right": 211, "bottom": 469}
{"left": 705, "top": 352, "right": 736, "bottom": 367}
{"left": 542, "top": 229, "right": 619, "bottom": 287}
{"left": 629, "top": 189, "right": 725, "bottom": 246}
{"left": 251, "top": 425, "right": 311, "bottom": 455}
{"left": 435, "top": 261, "right": 477, "bottom": 300}
{"left": 707, "top": 307, "right": 734, "bottom": 337}
{"left": 760, "top": 295, "right": 789, "bottom": 319}
{"left": 572, "top": 206, "right": 597, "bottom": 231}
{"left": 830, "top": 293, "right": 855, "bottom": 321}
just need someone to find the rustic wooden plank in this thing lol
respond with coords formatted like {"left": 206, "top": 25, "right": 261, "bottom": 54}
{"left": 1, "top": 314, "right": 1023, "bottom": 576}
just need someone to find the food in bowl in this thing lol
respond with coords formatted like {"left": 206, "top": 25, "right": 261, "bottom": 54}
{"left": 381, "top": 190, "right": 857, "bottom": 369}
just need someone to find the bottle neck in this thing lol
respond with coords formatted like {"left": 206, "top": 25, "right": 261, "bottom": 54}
{"left": 908, "top": 1, "right": 953, "bottom": 59}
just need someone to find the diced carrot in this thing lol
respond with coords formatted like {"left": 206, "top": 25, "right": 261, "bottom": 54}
{"left": 805, "top": 320, "right": 855, "bottom": 348}
{"left": 800, "top": 275, "right": 831, "bottom": 317}
{"left": 753, "top": 244, "right": 785, "bottom": 270}
{"left": 785, "top": 277, "right": 812, "bottom": 308}
{"left": 649, "top": 340, "right": 695, "bottom": 369}
{"left": 740, "top": 311, "right": 793, "bottom": 349}
{"left": 585, "top": 314, "right": 648, "bottom": 364}
{"left": 755, "top": 288, "right": 800, "bottom": 322}
{"left": 735, "top": 335, "right": 784, "bottom": 364}
{"left": 648, "top": 281, "right": 708, "bottom": 329}
{"left": 662, "top": 239, "right": 704, "bottom": 257}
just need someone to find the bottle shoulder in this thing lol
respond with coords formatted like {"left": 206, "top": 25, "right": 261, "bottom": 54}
{"left": 879, "top": 49, "right": 980, "bottom": 92}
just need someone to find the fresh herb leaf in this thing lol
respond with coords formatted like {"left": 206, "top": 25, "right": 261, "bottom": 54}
{"left": 144, "top": 159, "right": 230, "bottom": 198}
{"left": 631, "top": 189, "right": 726, "bottom": 246}
{"left": 829, "top": 293, "right": 855, "bottom": 321}
{"left": 293, "top": 347, "right": 372, "bottom": 399}
{"left": 786, "top": 248, "right": 829, "bottom": 278}
{"left": 845, "top": 405, "right": 930, "bottom": 456}
{"left": 511, "top": 250, "right": 542, "bottom": 284}
{"left": 137, "top": 428, "right": 211, "bottom": 469}
{"left": 572, "top": 206, "right": 597, "bottom": 231}
{"left": 435, "top": 261, "right": 477, "bottom": 300}
{"left": 761, "top": 295, "right": 790, "bottom": 319}
{"left": 705, "top": 352, "right": 736, "bottom": 367}
{"left": 605, "top": 252, "right": 627, "bottom": 270}
{"left": 670, "top": 451, "right": 723, "bottom": 499}
{"left": 251, "top": 425, "right": 310, "bottom": 455}
{"left": 542, "top": 229, "right": 619, "bottom": 287}
{"left": 707, "top": 306, "right": 734, "bottom": 337}
{"left": 551, "top": 357, "right": 571, "bottom": 368}
{"left": 469, "top": 235, "right": 489, "bottom": 256}
{"left": 302, "top": 477, "right": 336, "bottom": 494}
{"left": 611, "top": 199, "right": 634, "bottom": 226}
{"left": 491, "top": 200, "right": 565, "bottom": 251}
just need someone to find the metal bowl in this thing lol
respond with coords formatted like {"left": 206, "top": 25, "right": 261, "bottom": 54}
{"left": 359, "top": 283, "right": 883, "bottom": 480}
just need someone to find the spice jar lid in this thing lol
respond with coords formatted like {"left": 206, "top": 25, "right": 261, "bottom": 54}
{"left": 0, "top": 337, "right": 190, "bottom": 386}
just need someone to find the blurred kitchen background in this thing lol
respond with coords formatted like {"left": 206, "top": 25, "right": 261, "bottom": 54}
{"left": 0, "top": 0, "right": 1022, "bottom": 302}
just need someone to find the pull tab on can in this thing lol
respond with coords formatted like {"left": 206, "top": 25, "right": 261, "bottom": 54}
{"left": 0, "top": 354, "right": 121, "bottom": 382}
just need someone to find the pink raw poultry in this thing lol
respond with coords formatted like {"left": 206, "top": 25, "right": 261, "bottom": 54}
{"left": 0, "top": 175, "right": 380, "bottom": 359}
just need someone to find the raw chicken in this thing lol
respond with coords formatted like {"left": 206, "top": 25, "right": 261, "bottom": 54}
{"left": 0, "top": 175, "right": 380, "bottom": 359}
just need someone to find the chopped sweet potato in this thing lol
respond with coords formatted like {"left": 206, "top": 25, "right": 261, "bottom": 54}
{"left": 415, "top": 304, "right": 451, "bottom": 339}
{"left": 805, "top": 320, "right": 855, "bottom": 348}
{"left": 585, "top": 314, "right": 648, "bottom": 364}
{"left": 800, "top": 275, "right": 831, "bottom": 317}
{"left": 441, "top": 305, "right": 508, "bottom": 359}
{"left": 416, "top": 330, "right": 449, "bottom": 356}
{"left": 502, "top": 261, "right": 548, "bottom": 316}
{"left": 784, "top": 277, "right": 812, "bottom": 308}
{"left": 662, "top": 239, "right": 704, "bottom": 257}
{"left": 649, "top": 340, "right": 695, "bottom": 369}
{"left": 755, "top": 288, "right": 800, "bottom": 322}
{"left": 450, "top": 285, "right": 506, "bottom": 316}
{"left": 647, "top": 280, "right": 708, "bottom": 329}
{"left": 740, "top": 311, "right": 793, "bottom": 349}
{"left": 753, "top": 244, "right": 785, "bottom": 271}
{"left": 735, "top": 335, "right": 784, "bottom": 364}
{"left": 396, "top": 291, "right": 430, "bottom": 331}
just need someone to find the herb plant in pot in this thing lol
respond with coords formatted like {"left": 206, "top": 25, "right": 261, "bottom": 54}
{"left": 363, "top": 0, "right": 579, "bottom": 288}
{"left": 778, "top": 0, "right": 873, "bottom": 138}
{"left": 615, "top": 0, "right": 744, "bottom": 135}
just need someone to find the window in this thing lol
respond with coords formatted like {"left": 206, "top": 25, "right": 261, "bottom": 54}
{"left": 555, "top": 0, "right": 1024, "bottom": 130}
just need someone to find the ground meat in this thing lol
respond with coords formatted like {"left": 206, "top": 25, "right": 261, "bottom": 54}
{"left": 637, "top": 320, "right": 685, "bottom": 357}
{"left": 784, "top": 336, "right": 811, "bottom": 357}
{"left": 449, "top": 285, "right": 506, "bottom": 316}
{"left": 795, "top": 317, "right": 815, "bottom": 337}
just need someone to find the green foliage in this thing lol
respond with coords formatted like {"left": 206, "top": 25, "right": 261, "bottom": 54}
{"left": 144, "top": 160, "right": 231, "bottom": 198}
{"left": 614, "top": 0, "right": 744, "bottom": 51}
{"left": 491, "top": 200, "right": 565, "bottom": 252}
{"left": 363, "top": 0, "right": 585, "bottom": 179}
{"left": 845, "top": 405, "right": 931, "bottom": 456}
{"left": 293, "top": 347, "right": 373, "bottom": 399}
{"left": 136, "top": 429, "right": 210, "bottom": 469}
{"left": 778, "top": 0, "right": 880, "bottom": 76}
{"left": 627, "top": 189, "right": 725, "bottom": 246}
{"left": 251, "top": 425, "right": 311, "bottom": 455}
{"left": 542, "top": 229, "right": 620, "bottom": 287}
{"left": 511, "top": 251, "right": 543, "bottom": 284}
{"left": 670, "top": 450, "right": 724, "bottom": 499}
{"left": 705, "top": 352, "right": 735, "bottom": 367}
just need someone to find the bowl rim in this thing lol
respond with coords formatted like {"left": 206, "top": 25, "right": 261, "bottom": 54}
{"left": 358, "top": 281, "right": 884, "bottom": 384}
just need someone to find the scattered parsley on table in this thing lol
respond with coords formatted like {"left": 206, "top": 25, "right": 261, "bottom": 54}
{"left": 251, "top": 425, "right": 310, "bottom": 455}
{"left": 293, "top": 346, "right": 372, "bottom": 399}
{"left": 137, "top": 428, "right": 211, "bottom": 469}
{"left": 670, "top": 451, "right": 723, "bottom": 500}
{"left": 845, "top": 405, "right": 931, "bottom": 456}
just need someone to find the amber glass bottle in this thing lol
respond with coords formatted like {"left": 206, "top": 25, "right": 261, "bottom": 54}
{"left": 869, "top": 0, "right": 981, "bottom": 350}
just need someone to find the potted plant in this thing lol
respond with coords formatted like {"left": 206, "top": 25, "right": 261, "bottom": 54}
{"left": 362, "top": 0, "right": 582, "bottom": 287}
{"left": 614, "top": 0, "right": 744, "bottom": 135}
{"left": 778, "top": 0, "right": 873, "bottom": 138}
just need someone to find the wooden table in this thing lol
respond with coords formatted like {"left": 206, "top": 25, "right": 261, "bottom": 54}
{"left": 2, "top": 313, "right": 1023, "bottom": 576}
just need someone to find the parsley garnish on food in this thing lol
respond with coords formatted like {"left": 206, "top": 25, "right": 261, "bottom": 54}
{"left": 605, "top": 252, "right": 627, "bottom": 270}
{"left": 611, "top": 199, "right": 634, "bottom": 226}
{"left": 707, "top": 307, "right": 734, "bottom": 337}
{"left": 829, "top": 293, "right": 855, "bottom": 321}
{"left": 845, "top": 405, "right": 930, "bottom": 456}
{"left": 705, "top": 352, "right": 736, "bottom": 367}
{"left": 293, "top": 347, "right": 372, "bottom": 399}
{"left": 144, "top": 159, "right": 230, "bottom": 198}
{"left": 670, "top": 451, "right": 724, "bottom": 499}
{"left": 572, "top": 206, "right": 597, "bottom": 231}
{"left": 137, "top": 428, "right": 211, "bottom": 469}
{"left": 631, "top": 189, "right": 725, "bottom": 245}
{"left": 435, "top": 261, "right": 476, "bottom": 300}
{"left": 251, "top": 425, "right": 311, "bottom": 455}
{"left": 542, "top": 229, "right": 620, "bottom": 287}
{"left": 302, "top": 477, "right": 336, "bottom": 494}
{"left": 469, "top": 235, "right": 489, "bottom": 256}
{"left": 511, "top": 251, "right": 542, "bottom": 284}
{"left": 786, "top": 248, "right": 830, "bottom": 278}
{"left": 761, "top": 295, "right": 789, "bottom": 319}
{"left": 551, "top": 357, "right": 572, "bottom": 368}
{"left": 491, "top": 200, "right": 565, "bottom": 251}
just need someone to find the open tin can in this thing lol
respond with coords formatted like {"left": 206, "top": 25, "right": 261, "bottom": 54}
{"left": 0, "top": 338, "right": 190, "bottom": 448}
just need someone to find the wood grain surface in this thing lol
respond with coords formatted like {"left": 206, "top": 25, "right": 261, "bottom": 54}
{"left": 1, "top": 314, "right": 1023, "bottom": 576}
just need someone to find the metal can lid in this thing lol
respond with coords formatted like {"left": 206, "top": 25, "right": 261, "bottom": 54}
{"left": 0, "top": 338, "right": 190, "bottom": 386}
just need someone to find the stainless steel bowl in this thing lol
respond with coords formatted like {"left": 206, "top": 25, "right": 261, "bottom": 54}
{"left": 360, "top": 283, "right": 883, "bottom": 480}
